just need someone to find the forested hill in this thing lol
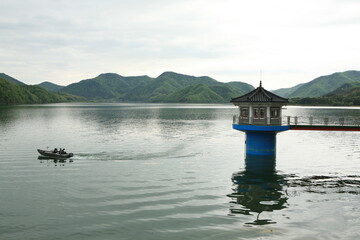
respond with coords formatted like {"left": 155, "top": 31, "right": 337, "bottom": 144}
{"left": 60, "top": 72, "right": 254, "bottom": 103}
{"left": 36, "top": 81, "right": 64, "bottom": 92}
{"left": 272, "top": 70, "right": 360, "bottom": 98}
{"left": 61, "top": 73, "right": 153, "bottom": 99}
{"left": 271, "top": 83, "right": 305, "bottom": 98}
{"left": 0, "top": 77, "right": 84, "bottom": 104}
{"left": 6, "top": 70, "right": 360, "bottom": 105}
{"left": 290, "top": 82, "right": 360, "bottom": 106}
{"left": 0, "top": 73, "right": 26, "bottom": 85}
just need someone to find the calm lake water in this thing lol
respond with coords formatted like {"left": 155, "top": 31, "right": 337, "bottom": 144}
{"left": 0, "top": 103, "right": 359, "bottom": 240}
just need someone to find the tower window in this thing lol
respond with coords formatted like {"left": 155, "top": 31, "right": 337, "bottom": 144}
{"left": 241, "top": 107, "right": 249, "bottom": 117}
{"left": 253, "top": 107, "right": 265, "bottom": 119}
{"left": 271, "top": 108, "right": 280, "bottom": 118}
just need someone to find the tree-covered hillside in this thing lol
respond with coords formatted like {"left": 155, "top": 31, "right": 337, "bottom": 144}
{"left": 0, "top": 78, "right": 84, "bottom": 104}
{"left": 37, "top": 81, "right": 64, "bottom": 92}
{"left": 61, "top": 73, "right": 152, "bottom": 99}
{"left": 4, "top": 69, "right": 360, "bottom": 105}
{"left": 61, "top": 71, "right": 254, "bottom": 102}
{"left": 324, "top": 82, "right": 360, "bottom": 97}
{"left": 121, "top": 72, "right": 223, "bottom": 102}
{"left": 271, "top": 83, "right": 305, "bottom": 97}
{"left": 155, "top": 84, "right": 240, "bottom": 103}
{"left": 273, "top": 70, "right": 360, "bottom": 98}
{"left": 227, "top": 81, "right": 255, "bottom": 94}
{"left": 290, "top": 82, "right": 360, "bottom": 106}
{"left": 0, "top": 73, "right": 26, "bottom": 85}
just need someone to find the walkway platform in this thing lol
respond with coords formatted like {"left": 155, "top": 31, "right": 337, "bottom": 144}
{"left": 290, "top": 125, "right": 360, "bottom": 131}
{"left": 233, "top": 115, "right": 360, "bottom": 131}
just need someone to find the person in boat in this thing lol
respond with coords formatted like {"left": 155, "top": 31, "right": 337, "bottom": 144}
{"left": 53, "top": 148, "right": 58, "bottom": 153}
{"left": 58, "top": 148, "right": 66, "bottom": 154}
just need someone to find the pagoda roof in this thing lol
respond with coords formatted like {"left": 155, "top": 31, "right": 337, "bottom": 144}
{"left": 231, "top": 82, "right": 289, "bottom": 104}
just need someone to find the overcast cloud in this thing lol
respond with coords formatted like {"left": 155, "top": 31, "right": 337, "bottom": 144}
{"left": 1, "top": 0, "right": 360, "bottom": 89}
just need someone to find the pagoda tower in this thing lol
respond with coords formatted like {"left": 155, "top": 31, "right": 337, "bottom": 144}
{"left": 231, "top": 82, "right": 289, "bottom": 157}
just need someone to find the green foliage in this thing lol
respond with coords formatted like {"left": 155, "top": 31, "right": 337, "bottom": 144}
{"left": 0, "top": 73, "right": 26, "bottom": 85}
{"left": 272, "top": 83, "right": 305, "bottom": 98}
{"left": 290, "top": 96, "right": 360, "bottom": 106}
{"left": 0, "top": 78, "right": 84, "bottom": 105}
{"left": 227, "top": 82, "right": 254, "bottom": 94}
{"left": 154, "top": 84, "right": 223, "bottom": 103}
{"left": 290, "top": 83, "right": 360, "bottom": 106}
{"left": 61, "top": 71, "right": 254, "bottom": 103}
{"left": 7, "top": 69, "right": 360, "bottom": 105}
{"left": 324, "top": 82, "right": 360, "bottom": 97}
{"left": 273, "top": 70, "right": 360, "bottom": 98}
{"left": 36, "top": 82, "right": 64, "bottom": 92}
{"left": 62, "top": 73, "right": 152, "bottom": 99}
{"left": 121, "top": 72, "right": 220, "bottom": 102}
{"left": 0, "top": 78, "right": 36, "bottom": 104}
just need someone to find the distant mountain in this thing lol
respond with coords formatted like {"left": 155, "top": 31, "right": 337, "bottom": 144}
{"left": 61, "top": 71, "right": 254, "bottom": 103}
{"left": 0, "top": 77, "right": 84, "bottom": 104}
{"left": 36, "top": 81, "right": 64, "bottom": 92}
{"left": 227, "top": 81, "right": 255, "bottom": 94}
{"left": 324, "top": 82, "right": 360, "bottom": 97}
{"left": 5, "top": 70, "right": 360, "bottom": 105}
{"left": 156, "top": 84, "right": 242, "bottom": 103}
{"left": 271, "top": 83, "right": 306, "bottom": 98}
{"left": 272, "top": 70, "right": 360, "bottom": 98}
{"left": 61, "top": 73, "right": 152, "bottom": 99}
{"left": 290, "top": 82, "right": 360, "bottom": 106}
{"left": 158, "top": 84, "right": 224, "bottom": 103}
{"left": 0, "top": 73, "right": 26, "bottom": 85}
{"left": 122, "top": 72, "right": 221, "bottom": 102}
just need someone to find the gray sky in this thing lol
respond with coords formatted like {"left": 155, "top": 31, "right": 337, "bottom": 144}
{"left": 1, "top": 0, "right": 360, "bottom": 89}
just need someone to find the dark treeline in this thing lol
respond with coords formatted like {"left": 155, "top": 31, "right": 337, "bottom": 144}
{"left": 290, "top": 96, "right": 360, "bottom": 106}
{"left": 0, "top": 78, "right": 84, "bottom": 105}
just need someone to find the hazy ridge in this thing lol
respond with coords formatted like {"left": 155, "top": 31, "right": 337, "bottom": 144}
{"left": 55, "top": 71, "right": 254, "bottom": 103}
{"left": 272, "top": 70, "right": 360, "bottom": 98}
{"left": 2, "top": 70, "right": 360, "bottom": 105}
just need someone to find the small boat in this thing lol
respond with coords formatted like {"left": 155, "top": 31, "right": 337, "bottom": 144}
{"left": 37, "top": 149, "right": 74, "bottom": 159}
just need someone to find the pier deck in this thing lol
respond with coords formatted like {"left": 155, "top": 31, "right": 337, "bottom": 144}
{"left": 233, "top": 115, "right": 360, "bottom": 131}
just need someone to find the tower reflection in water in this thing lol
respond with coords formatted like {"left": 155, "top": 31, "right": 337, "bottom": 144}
{"left": 227, "top": 155, "right": 288, "bottom": 225}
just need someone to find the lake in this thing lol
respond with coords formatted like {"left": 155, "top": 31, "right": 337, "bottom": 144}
{"left": 0, "top": 103, "right": 359, "bottom": 240}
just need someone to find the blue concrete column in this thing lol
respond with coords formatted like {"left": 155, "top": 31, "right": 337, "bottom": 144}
{"left": 245, "top": 154, "right": 276, "bottom": 173}
{"left": 233, "top": 124, "right": 290, "bottom": 157}
{"left": 245, "top": 131, "right": 276, "bottom": 156}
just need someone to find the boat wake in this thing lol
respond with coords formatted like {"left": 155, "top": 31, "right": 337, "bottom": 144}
{"left": 74, "top": 151, "right": 200, "bottom": 162}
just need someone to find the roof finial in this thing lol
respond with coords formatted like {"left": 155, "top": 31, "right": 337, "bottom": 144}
{"left": 260, "top": 69, "right": 262, "bottom": 87}
{"left": 260, "top": 81, "right": 262, "bottom": 87}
